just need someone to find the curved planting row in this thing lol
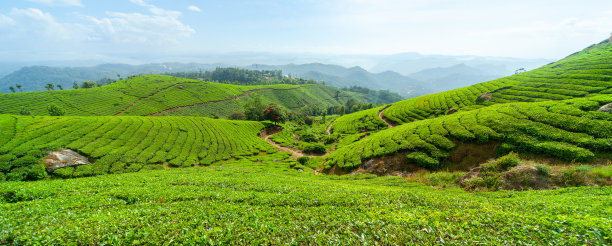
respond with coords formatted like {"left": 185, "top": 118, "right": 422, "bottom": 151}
{"left": 0, "top": 75, "right": 301, "bottom": 117}
{"left": 332, "top": 40, "right": 612, "bottom": 134}
{"left": 325, "top": 95, "right": 612, "bottom": 171}
{"left": 0, "top": 115, "right": 276, "bottom": 181}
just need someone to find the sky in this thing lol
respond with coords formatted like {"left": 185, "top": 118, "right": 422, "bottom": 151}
{"left": 0, "top": 0, "right": 611, "bottom": 62}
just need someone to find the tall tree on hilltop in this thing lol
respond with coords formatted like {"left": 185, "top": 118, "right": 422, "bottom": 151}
{"left": 45, "top": 83, "right": 55, "bottom": 91}
{"left": 15, "top": 84, "right": 22, "bottom": 92}
{"left": 9, "top": 86, "right": 15, "bottom": 93}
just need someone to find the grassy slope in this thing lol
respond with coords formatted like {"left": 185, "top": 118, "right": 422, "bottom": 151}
{"left": 326, "top": 96, "right": 612, "bottom": 171}
{"left": 331, "top": 40, "right": 612, "bottom": 134}
{"left": 0, "top": 115, "right": 275, "bottom": 180}
{"left": 326, "top": 40, "right": 612, "bottom": 170}
{"left": 159, "top": 84, "right": 366, "bottom": 118}
{"left": 0, "top": 75, "right": 301, "bottom": 116}
{"left": 0, "top": 158, "right": 609, "bottom": 244}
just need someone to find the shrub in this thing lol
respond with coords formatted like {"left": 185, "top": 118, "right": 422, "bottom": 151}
{"left": 303, "top": 143, "right": 326, "bottom": 154}
{"left": 303, "top": 116, "right": 314, "bottom": 126}
{"left": 300, "top": 134, "right": 317, "bottom": 143}
{"left": 406, "top": 152, "right": 439, "bottom": 170}
{"left": 53, "top": 167, "right": 74, "bottom": 178}
{"left": 26, "top": 164, "right": 47, "bottom": 180}
{"left": 13, "top": 156, "right": 40, "bottom": 168}
{"left": 47, "top": 104, "right": 65, "bottom": 116}
{"left": 497, "top": 152, "right": 520, "bottom": 171}
{"left": 297, "top": 156, "right": 310, "bottom": 165}
{"left": 321, "top": 134, "right": 337, "bottom": 145}
{"left": 228, "top": 111, "right": 246, "bottom": 120}
{"left": 536, "top": 164, "right": 552, "bottom": 177}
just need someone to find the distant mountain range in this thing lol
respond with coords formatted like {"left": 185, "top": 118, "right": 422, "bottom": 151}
{"left": 0, "top": 53, "right": 551, "bottom": 97}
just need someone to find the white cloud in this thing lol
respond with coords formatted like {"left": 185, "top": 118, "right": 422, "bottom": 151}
{"left": 188, "top": 6, "right": 201, "bottom": 12}
{"left": 85, "top": 1, "right": 195, "bottom": 44}
{"left": 130, "top": 0, "right": 181, "bottom": 17}
{"left": 28, "top": 0, "right": 83, "bottom": 7}
{"left": 8, "top": 8, "right": 90, "bottom": 40}
{"left": 0, "top": 14, "right": 15, "bottom": 27}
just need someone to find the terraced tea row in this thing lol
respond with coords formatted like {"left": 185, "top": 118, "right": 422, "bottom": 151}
{"left": 0, "top": 115, "right": 275, "bottom": 181}
{"left": 0, "top": 75, "right": 302, "bottom": 116}
{"left": 1, "top": 159, "right": 610, "bottom": 244}
{"left": 332, "top": 40, "right": 612, "bottom": 133}
{"left": 326, "top": 95, "right": 612, "bottom": 171}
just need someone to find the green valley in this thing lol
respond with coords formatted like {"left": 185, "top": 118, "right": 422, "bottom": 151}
{"left": 1, "top": 32, "right": 611, "bottom": 244}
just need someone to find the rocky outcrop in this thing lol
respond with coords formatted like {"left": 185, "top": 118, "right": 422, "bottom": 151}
{"left": 44, "top": 149, "right": 90, "bottom": 172}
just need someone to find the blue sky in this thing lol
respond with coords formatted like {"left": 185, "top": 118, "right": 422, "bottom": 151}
{"left": 0, "top": 0, "right": 611, "bottom": 62}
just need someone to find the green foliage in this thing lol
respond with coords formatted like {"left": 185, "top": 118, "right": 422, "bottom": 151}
{"left": 1, "top": 162, "right": 610, "bottom": 244}
{"left": 297, "top": 156, "right": 310, "bottom": 165}
{"left": 302, "top": 143, "right": 326, "bottom": 154}
{"left": 406, "top": 152, "right": 439, "bottom": 170}
{"left": 263, "top": 104, "right": 283, "bottom": 124}
{"left": 228, "top": 111, "right": 246, "bottom": 120}
{"left": 46, "top": 104, "right": 65, "bottom": 116}
{"left": 167, "top": 67, "right": 314, "bottom": 85}
{"left": 496, "top": 152, "right": 521, "bottom": 171}
{"left": 0, "top": 115, "right": 276, "bottom": 180}
{"left": 299, "top": 133, "right": 317, "bottom": 143}
{"left": 327, "top": 96, "right": 612, "bottom": 171}
{"left": 336, "top": 41, "right": 612, "bottom": 134}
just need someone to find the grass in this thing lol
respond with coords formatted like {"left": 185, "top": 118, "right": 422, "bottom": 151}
{"left": 0, "top": 154, "right": 610, "bottom": 245}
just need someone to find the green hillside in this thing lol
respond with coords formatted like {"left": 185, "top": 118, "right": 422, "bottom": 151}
{"left": 324, "top": 39, "right": 612, "bottom": 173}
{"left": 331, "top": 39, "right": 612, "bottom": 134}
{"left": 0, "top": 75, "right": 379, "bottom": 118}
{"left": 1, "top": 160, "right": 609, "bottom": 244}
{"left": 0, "top": 115, "right": 275, "bottom": 181}
{"left": 326, "top": 95, "right": 612, "bottom": 171}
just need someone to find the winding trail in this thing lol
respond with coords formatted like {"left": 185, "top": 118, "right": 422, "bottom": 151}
{"left": 146, "top": 87, "right": 302, "bottom": 116}
{"left": 260, "top": 127, "right": 332, "bottom": 158}
{"left": 326, "top": 121, "right": 334, "bottom": 135}
{"left": 378, "top": 105, "right": 397, "bottom": 128}
{"left": 115, "top": 84, "right": 179, "bottom": 116}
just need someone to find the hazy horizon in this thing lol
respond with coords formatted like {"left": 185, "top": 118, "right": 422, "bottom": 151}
{"left": 0, "top": 0, "right": 611, "bottom": 63}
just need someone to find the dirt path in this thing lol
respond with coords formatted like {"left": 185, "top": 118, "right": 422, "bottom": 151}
{"left": 115, "top": 84, "right": 179, "bottom": 116}
{"left": 326, "top": 121, "right": 333, "bottom": 135}
{"left": 260, "top": 127, "right": 332, "bottom": 159}
{"left": 378, "top": 105, "right": 397, "bottom": 128}
{"left": 146, "top": 87, "right": 302, "bottom": 116}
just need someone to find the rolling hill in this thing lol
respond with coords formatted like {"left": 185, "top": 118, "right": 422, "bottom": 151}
{"left": 326, "top": 38, "right": 612, "bottom": 173}
{"left": 0, "top": 75, "right": 387, "bottom": 118}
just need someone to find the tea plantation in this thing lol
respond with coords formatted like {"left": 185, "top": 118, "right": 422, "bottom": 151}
{"left": 0, "top": 115, "right": 275, "bottom": 181}
{"left": 326, "top": 95, "right": 612, "bottom": 171}
{"left": 0, "top": 158, "right": 610, "bottom": 245}
{"left": 0, "top": 75, "right": 368, "bottom": 118}
{"left": 331, "top": 39, "right": 612, "bottom": 133}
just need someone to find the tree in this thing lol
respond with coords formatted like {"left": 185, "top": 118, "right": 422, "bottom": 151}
{"left": 9, "top": 86, "right": 15, "bottom": 93}
{"left": 244, "top": 96, "right": 265, "bottom": 121}
{"left": 73, "top": 82, "right": 79, "bottom": 89}
{"left": 47, "top": 104, "right": 65, "bottom": 116}
{"left": 228, "top": 111, "right": 246, "bottom": 120}
{"left": 263, "top": 104, "right": 283, "bottom": 125}
{"left": 57, "top": 84, "right": 63, "bottom": 90}
{"left": 81, "top": 80, "right": 97, "bottom": 88}
{"left": 19, "top": 107, "right": 31, "bottom": 115}
{"left": 15, "top": 84, "right": 22, "bottom": 92}
{"left": 45, "top": 83, "right": 55, "bottom": 91}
